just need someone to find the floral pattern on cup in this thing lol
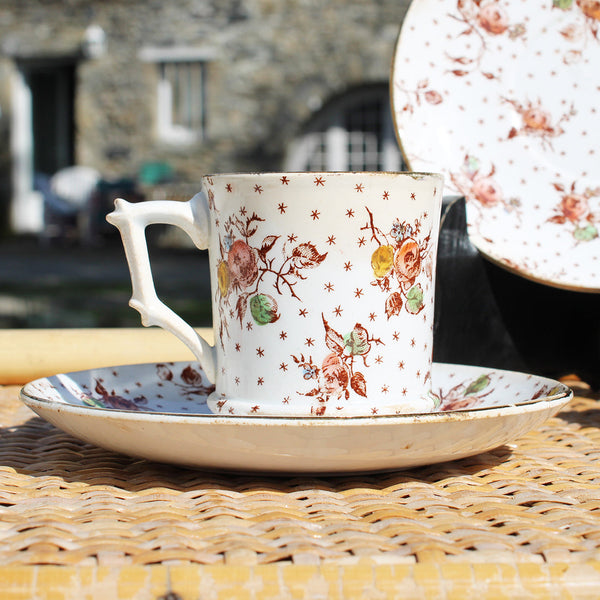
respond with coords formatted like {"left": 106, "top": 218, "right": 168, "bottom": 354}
{"left": 291, "top": 315, "right": 385, "bottom": 416}
{"left": 214, "top": 208, "right": 328, "bottom": 342}
{"left": 363, "top": 207, "right": 433, "bottom": 318}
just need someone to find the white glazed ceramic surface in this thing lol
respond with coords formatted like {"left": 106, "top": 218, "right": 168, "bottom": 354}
{"left": 392, "top": 0, "right": 600, "bottom": 291}
{"left": 20, "top": 362, "right": 572, "bottom": 473}
{"left": 109, "top": 172, "right": 443, "bottom": 416}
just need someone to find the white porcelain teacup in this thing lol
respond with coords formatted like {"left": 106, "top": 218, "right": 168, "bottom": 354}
{"left": 107, "top": 171, "right": 443, "bottom": 416}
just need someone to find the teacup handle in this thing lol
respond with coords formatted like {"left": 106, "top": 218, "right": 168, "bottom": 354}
{"left": 106, "top": 193, "right": 217, "bottom": 382}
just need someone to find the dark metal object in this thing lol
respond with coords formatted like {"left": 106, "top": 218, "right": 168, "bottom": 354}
{"left": 433, "top": 197, "right": 599, "bottom": 388}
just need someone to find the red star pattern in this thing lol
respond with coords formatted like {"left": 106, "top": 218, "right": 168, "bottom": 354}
{"left": 211, "top": 173, "right": 435, "bottom": 417}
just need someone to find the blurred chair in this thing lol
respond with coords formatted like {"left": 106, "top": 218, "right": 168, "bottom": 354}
{"left": 38, "top": 166, "right": 100, "bottom": 245}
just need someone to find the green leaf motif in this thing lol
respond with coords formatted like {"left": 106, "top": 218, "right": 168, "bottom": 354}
{"left": 573, "top": 225, "right": 598, "bottom": 242}
{"left": 406, "top": 284, "right": 424, "bottom": 314}
{"left": 343, "top": 325, "right": 370, "bottom": 356}
{"left": 82, "top": 396, "right": 105, "bottom": 408}
{"left": 464, "top": 374, "right": 490, "bottom": 396}
{"left": 249, "top": 293, "right": 279, "bottom": 325}
{"left": 553, "top": 0, "right": 573, "bottom": 9}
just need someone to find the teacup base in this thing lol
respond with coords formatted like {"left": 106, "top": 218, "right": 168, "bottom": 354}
{"left": 206, "top": 391, "right": 438, "bottom": 417}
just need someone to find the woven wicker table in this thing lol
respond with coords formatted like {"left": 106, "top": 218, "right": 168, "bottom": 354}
{"left": 1, "top": 380, "right": 600, "bottom": 599}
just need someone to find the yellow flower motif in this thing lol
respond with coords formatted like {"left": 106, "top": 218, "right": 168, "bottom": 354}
{"left": 217, "top": 260, "right": 230, "bottom": 296}
{"left": 371, "top": 244, "right": 394, "bottom": 278}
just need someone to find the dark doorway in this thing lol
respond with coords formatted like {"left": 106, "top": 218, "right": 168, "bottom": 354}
{"left": 24, "top": 60, "right": 76, "bottom": 176}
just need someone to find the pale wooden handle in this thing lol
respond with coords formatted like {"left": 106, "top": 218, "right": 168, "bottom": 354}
{"left": 0, "top": 328, "right": 214, "bottom": 385}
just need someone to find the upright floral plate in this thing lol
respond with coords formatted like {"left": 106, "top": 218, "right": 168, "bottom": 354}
{"left": 392, "top": 0, "right": 600, "bottom": 291}
{"left": 20, "top": 361, "right": 571, "bottom": 473}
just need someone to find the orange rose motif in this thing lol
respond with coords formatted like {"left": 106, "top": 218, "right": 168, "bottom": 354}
{"left": 227, "top": 240, "right": 258, "bottom": 288}
{"left": 522, "top": 107, "right": 552, "bottom": 131}
{"left": 321, "top": 353, "right": 350, "bottom": 397}
{"left": 471, "top": 176, "right": 503, "bottom": 207}
{"left": 477, "top": 2, "right": 509, "bottom": 34}
{"left": 394, "top": 238, "right": 421, "bottom": 283}
{"left": 560, "top": 194, "right": 589, "bottom": 222}
{"left": 577, "top": 0, "right": 600, "bottom": 20}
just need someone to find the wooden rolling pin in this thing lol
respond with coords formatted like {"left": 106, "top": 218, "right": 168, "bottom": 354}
{"left": 0, "top": 328, "right": 214, "bottom": 385}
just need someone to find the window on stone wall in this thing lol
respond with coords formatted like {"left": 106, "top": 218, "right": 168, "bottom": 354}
{"left": 139, "top": 47, "right": 215, "bottom": 145}
{"left": 157, "top": 61, "right": 206, "bottom": 144}
{"left": 285, "top": 85, "right": 405, "bottom": 172}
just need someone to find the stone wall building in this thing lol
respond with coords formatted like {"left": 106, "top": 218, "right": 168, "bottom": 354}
{"left": 0, "top": 0, "right": 410, "bottom": 235}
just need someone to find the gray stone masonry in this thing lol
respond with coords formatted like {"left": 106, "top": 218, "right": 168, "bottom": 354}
{"left": 0, "top": 0, "right": 410, "bottom": 185}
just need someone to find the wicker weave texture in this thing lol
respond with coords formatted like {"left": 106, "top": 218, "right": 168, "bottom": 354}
{"left": 1, "top": 385, "right": 599, "bottom": 568}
